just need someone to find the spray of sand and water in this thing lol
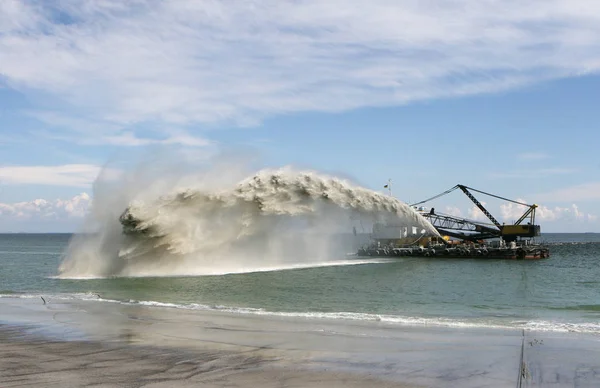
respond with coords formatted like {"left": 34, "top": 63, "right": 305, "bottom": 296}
{"left": 58, "top": 155, "right": 437, "bottom": 278}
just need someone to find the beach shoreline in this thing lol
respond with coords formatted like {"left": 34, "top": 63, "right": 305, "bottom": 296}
{"left": 2, "top": 296, "right": 600, "bottom": 387}
{"left": 1, "top": 325, "right": 421, "bottom": 388}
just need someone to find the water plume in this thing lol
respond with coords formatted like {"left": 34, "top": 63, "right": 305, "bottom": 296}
{"left": 58, "top": 154, "right": 437, "bottom": 278}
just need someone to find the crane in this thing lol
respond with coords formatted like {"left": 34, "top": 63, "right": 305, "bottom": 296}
{"left": 411, "top": 184, "right": 540, "bottom": 242}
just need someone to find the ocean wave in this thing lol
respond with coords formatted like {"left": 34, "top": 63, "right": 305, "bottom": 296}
{"left": 547, "top": 304, "right": 600, "bottom": 312}
{"left": 522, "top": 320, "right": 600, "bottom": 334}
{"left": 0, "top": 290, "right": 21, "bottom": 295}
{"left": 0, "top": 291, "right": 103, "bottom": 300}
{"left": 3, "top": 291, "right": 599, "bottom": 334}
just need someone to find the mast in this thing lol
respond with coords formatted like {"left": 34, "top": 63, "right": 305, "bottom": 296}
{"left": 384, "top": 179, "right": 392, "bottom": 197}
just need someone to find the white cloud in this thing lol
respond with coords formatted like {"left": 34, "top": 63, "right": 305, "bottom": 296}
{"left": 490, "top": 168, "right": 578, "bottom": 178}
{"left": 500, "top": 199, "right": 596, "bottom": 223}
{"left": 444, "top": 206, "right": 463, "bottom": 217}
{"left": 517, "top": 152, "right": 549, "bottom": 160}
{"left": 536, "top": 182, "right": 600, "bottom": 202}
{"left": 499, "top": 199, "right": 530, "bottom": 222}
{"left": 0, "top": 164, "right": 100, "bottom": 187}
{"left": 29, "top": 111, "right": 210, "bottom": 147}
{"left": 1, "top": 0, "right": 600, "bottom": 134}
{"left": 435, "top": 197, "right": 597, "bottom": 225}
{"left": 468, "top": 202, "right": 488, "bottom": 221}
{"left": 41, "top": 129, "right": 211, "bottom": 148}
{"left": 536, "top": 204, "right": 597, "bottom": 222}
{"left": 0, "top": 193, "right": 91, "bottom": 220}
{"left": 101, "top": 131, "right": 210, "bottom": 147}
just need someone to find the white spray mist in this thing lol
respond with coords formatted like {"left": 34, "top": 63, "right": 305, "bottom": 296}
{"left": 58, "top": 152, "right": 437, "bottom": 278}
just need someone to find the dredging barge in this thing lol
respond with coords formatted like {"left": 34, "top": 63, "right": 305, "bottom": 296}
{"left": 357, "top": 184, "right": 550, "bottom": 260}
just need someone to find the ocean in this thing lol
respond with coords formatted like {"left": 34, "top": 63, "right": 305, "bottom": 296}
{"left": 1, "top": 233, "right": 599, "bottom": 334}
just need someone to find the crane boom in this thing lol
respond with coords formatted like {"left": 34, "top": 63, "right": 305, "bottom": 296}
{"left": 457, "top": 185, "right": 502, "bottom": 228}
{"left": 414, "top": 184, "right": 541, "bottom": 242}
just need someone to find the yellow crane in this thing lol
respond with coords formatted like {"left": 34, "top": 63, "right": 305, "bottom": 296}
{"left": 412, "top": 184, "right": 540, "bottom": 242}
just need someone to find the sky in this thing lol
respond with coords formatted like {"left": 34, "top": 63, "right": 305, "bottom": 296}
{"left": 1, "top": 0, "right": 599, "bottom": 233}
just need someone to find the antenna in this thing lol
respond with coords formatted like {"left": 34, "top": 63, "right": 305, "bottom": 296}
{"left": 384, "top": 179, "right": 392, "bottom": 197}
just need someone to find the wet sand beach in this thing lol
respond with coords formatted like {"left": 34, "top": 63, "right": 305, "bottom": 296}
{"left": 1, "top": 325, "right": 416, "bottom": 388}
{"left": 1, "top": 297, "right": 600, "bottom": 387}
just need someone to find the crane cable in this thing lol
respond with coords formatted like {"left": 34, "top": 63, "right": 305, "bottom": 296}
{"left": 460, "top": 185, "right": 533, "bottom": 207}
{"left": 411, "top": 185, "right": 534, "bottom": 208}
{"left": 410, "top": 185, "right": 459, "bottom": 207}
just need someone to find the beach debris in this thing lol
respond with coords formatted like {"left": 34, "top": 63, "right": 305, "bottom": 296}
{"left": 521, "top": 361, "right": 530, "bottom": 380}
{"left": 528, "top": 338, "right": 543, "bottom": 347}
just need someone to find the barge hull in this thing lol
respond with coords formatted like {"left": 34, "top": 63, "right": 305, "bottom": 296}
{"left": 357, "top": 246, "right": 550, "bottom": 260}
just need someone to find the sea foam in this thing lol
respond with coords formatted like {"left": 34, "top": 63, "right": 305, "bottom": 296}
{"left": 4, "top": 291, "right": 598, "bottom": 334}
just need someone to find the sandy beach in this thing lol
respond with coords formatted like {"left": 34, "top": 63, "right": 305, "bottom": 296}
{"left": 1, "top": 325, "right": 416, "bottom": 388}
{"left": 1, "top": 296, "right": 600, "bottom": 387}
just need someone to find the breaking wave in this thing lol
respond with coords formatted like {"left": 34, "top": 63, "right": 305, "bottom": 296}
{"left": 3, "top": 292, "right": 599, "bottom": 334}
{"left": 58, "top": 156, "right": 437, "bottom": 278}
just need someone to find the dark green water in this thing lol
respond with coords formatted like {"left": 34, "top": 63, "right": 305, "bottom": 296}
{"left": 1, "top": 233, "right": 599, "bottom": 333}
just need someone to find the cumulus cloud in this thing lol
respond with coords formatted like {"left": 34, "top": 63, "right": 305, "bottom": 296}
{"left": 1, "top": 0, "right": 600, "bottom": 137}
{"left": 468, "top": 202, "right": 489, "bottom": 221}
{"left": 499, "top": 200, "right": 530, "bottom": 222}
{"left": 444, "top": 206, "right": 463, "bottom": 217}
{"left": 0, "top": 193, "right": 91, "bottom": 220}
{"left": 500, "top": 199, "right": 596, "bottom": 223}
{"left": 434, "top": 197, "right": 597, "bottom": 226}
{"left": 537, "top": 204, "right": 597, "bottom": 222}
{"left": 0, "top": 164, "right": 100, "bottom": 187}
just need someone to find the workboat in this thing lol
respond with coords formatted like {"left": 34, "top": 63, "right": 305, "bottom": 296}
{"left": 356, "top": 184, "right": 550, "bottom": 260}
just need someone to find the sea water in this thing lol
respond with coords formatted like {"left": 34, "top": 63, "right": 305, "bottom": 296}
{"left": 1, "top": 233, "right": 599, "bottom": 334}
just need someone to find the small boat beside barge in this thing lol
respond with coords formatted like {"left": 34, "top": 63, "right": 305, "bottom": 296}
{"left": 356, "top": 184, "right": 550, "bottom": 260}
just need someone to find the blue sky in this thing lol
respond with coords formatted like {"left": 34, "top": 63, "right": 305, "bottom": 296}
{"left": 1, "top": 0, "right": 599, "bottom": 232}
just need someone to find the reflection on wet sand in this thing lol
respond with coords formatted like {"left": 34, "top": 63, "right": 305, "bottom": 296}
{"left": 2, "top": 297, "right": 600, "bottom": 387}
